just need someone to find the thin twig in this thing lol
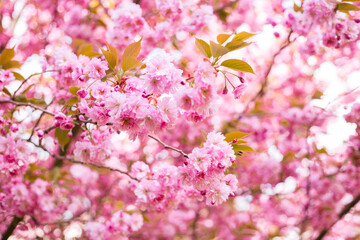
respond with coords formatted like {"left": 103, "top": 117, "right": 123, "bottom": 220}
{"left": 13, "top": 70, "right": 58, "bottom": 97}
{"left": 77, "top": 121, "right": 189, "bottom": 158}
{"left": 28, "top": 99, "right": 54, "bottom": 141}
{"left": 148, "top": 134, "right": 189, "bottom": 158}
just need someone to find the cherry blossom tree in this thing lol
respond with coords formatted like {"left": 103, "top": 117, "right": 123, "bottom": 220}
{"left": 1, "top": 0, "right": 360, "bottom": 239}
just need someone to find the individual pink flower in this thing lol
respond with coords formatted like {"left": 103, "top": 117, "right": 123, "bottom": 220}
{"left": 143, "top": 49, "right": 183, "bottom": 94}
{"left": 131, "top": 161, "right": 150, "bottom": 179}
{"left": 233, "top": 83, "right": 247, "bottom": 99}
{"left": 76, "top": 89, "right": 87, "bottom": 98}
{"left": 130, "top": 213, "right": 144, "bottom": 231}
{"left": 84, "top": 57, "right": 108, "bottom": 80}
{"left": 0, "top": 70, "right": 15, "bottom": 92}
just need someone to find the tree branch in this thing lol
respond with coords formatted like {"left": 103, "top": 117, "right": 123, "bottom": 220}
{"left": 0, "top": 100, "right": 55, "bottom": 116}
{"left": 315, "top": 192, "right": 360, "bottom": 240}
{"left": 29, "top": 141, "right": 139, "bottom": 181}
{"left": 241, "top": 30, "right": 295, "bottom": 115}
{"left": 191, "top": 211, "right": 199, "bottom": 239}
{"left": 31, "top": 208, "right": 89, "bottom": 226}
{"left": 1, "top": 216, "right": 23, "bottom": 240}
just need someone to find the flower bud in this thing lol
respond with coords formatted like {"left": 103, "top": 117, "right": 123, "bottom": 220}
{"left": 37, "top": 130, "right": 44, "bottom": 138}
{"left": 60, "top": 122, "right": 74, "bottom": 130}
{"left": 10, "top": 124, "right": 19, "bottom": 133}
{"left": 222, "top": 86, "right": 228, "bottom": 95}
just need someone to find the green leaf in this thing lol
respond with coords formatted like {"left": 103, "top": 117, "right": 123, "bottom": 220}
{"left": 225, "top": 41, "right": 252, "bottom": 51}
{"left": 77, "top": 44, "right": 101, "bottom": 58}
{"left": 64, "top": 96, "right": 79, "bottom": 107}
{"left": 210, "top": 41, "right": 230, "bottom": 58}
{"left": 69, "top": 86, "right": 81, "bottom": 96}
{"left": 232, "top": 32, "right": 255, "bottom": 42}
{"left": 28, "top": 98, "right": 47, "bottom": 106}
{"left": 225, "top": 131, "right": 252, "bottom": 143}
{"left": 121, "top": 56, "right": 143, "bottom": 72}
{"left": 142, "top": 214, "right": 150, "bottom": 223}
{"left": 13, "top": 94, "right": 27, "bottom": 103}
{"left": 224, "top": 32, "right": 254, "bottom": 51}
{"left": 221, "top": 59, "right": 255, "bottom": 74}
{"left": 67, "top": 110, "right": 77, "bottom": 115}
{"left": 294, "top": 3, "right": 303, "bottom": 12}
{"left": 12, "top": 72, "right": 25, "bottom": 80}
{"left": 195, "top": 38, "right": 212, "bottom": 58}
{"left": 100, "top": 48, "right": 115, "bottom": 70}
{"left": 335, "top": 2, "right": 360, "bottom": 11}
{"left": 217, "top": 34, "right": 231, "bottom": 44}
{"left": 2, "top": 60, "right": 21, "bottom": 70}
{"left": 122, "top": 39, "right": 142, "bottom": 59}
{"left": 233, "top": 144, "right": 255, "bottom": 152}
{"left": 342, "top": 0, "right": 360, "bottom": 2}
{"left": 55, "top": 128, "right": 71, "bottom": 151}
{"left": 2, "top": 87, "right": 11, "bottom": 96}
{"left": 96, "top": 19, "right": 107, "bottom": 27}
{"left": 0, "top": 48, "right": 15, "bottom": 66}
{"left": 315, "top": 146, "right": 328, "bottom": 154}
{"left": 100, "top": 42, "right": 119, "bottom": 71}
{"left": 106, "top": 42, "right": 119, "bottom": 64}
{"left": 312, "top": 90, "right": 323, "bottom": 99}
{"left": 72, "top": 38, "right": 87, "bottom": 48}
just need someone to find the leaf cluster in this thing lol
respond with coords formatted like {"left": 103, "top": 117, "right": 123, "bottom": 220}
{"left": 195, "top": 32, "right": 255, "bottom": 74}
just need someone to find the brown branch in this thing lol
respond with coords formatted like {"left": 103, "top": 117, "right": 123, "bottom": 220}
{"left": 29, "top": 141, "right": 139, "bottom": 181}
{"left": 31, "top": 208, "right": 88, "bottom": 226}
{"left": 191, "top": 211, "right": 200, "bottom": 239}
{"left": 241, "top": 30, "right": 295, "bottom": 115}
{"left": 0, "top": 100, "right": 55, "bottom": 116}
{"left": 148, "top": 134, "right": 189, "bottom": 158}
{"left": 1, "top": 216, "right": 23, "bottom": 240}
{"left": 315, "top": 192, "right": 360, "bottom": 240}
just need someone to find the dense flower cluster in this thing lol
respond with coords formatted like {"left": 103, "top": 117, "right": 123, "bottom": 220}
{"left": 285, "top": 0, "right": 360, "bottom": 53}
{"left": 181, "top": 132, "right": 237, "bottom": 205}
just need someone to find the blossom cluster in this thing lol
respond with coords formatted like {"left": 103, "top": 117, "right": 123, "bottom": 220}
{"left": 181, "top": 132, "right": 238, "bottom": 205}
